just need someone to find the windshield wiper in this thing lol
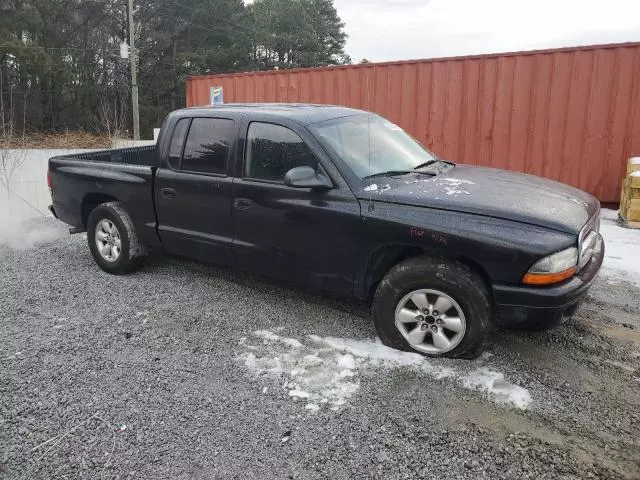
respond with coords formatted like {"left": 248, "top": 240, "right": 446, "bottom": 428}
{"left": 412, "top": 160, "right": 439, "bottom": 170}
{"left": 363, "top": 169, "right": 437, "bottom": 180}
{"left": 362, "top": 170, "right": 413, "bottom": 180}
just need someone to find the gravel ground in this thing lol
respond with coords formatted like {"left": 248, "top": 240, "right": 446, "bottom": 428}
{"left": 1, "top": 218, "right": 639, "bottom": 479}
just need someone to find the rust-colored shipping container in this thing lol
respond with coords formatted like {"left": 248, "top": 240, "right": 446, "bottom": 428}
{"left": 186, "top": 42, "right": 640, "bottom": 203}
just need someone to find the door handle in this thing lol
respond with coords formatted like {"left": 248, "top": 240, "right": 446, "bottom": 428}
{"left": 234, "top": 198, "right": 253, "bottom": 210}
{"left": 161, "top": 188, "right": 176, "bottom": 199}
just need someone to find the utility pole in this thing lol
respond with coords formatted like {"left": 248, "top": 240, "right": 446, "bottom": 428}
{"left": 128, "top": 0, "right": 140, "bottom": 140}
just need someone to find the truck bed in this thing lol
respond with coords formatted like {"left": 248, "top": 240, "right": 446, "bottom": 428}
{"left": 52, "top": 145, "right": 158, "bottom": 167}
{"left": 48, "top": 145, "right": 161, "bottom": 248}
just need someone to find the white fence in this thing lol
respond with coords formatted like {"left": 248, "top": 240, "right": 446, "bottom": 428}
{"left": 0, "top": 149, "right": 96, "bottom": 224}
{"left": 0, "top": 139, "right": 157, "bottom": 226}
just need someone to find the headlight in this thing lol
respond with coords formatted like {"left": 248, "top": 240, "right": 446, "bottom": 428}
{"left": 522, "top": 247, "right": 578, "bottom": 285}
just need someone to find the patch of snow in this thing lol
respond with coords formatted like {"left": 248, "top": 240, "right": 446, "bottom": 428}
{"left": 337, "top": 354, "right": 356, "bottom": 369}
{"left": 630, "top": 157, "right": 640, "bottom": 165}
{"left": 364, "top": 183, "right": 378, "bottom": 192}
{"left": 631, "top": 171, "right": 640, "bottom": 177}
{"left": 461, "top": 368, "right": 531, "bottom": 410}
{"left": 444, "top": 187, "right": 470, "bottom": 196}
{"left": 379, "top": 184, "right": 391, "bottom": 193}
{"left": 441, "top": 177, "right": 475, "bottom": 185}
{"left": 254, "top": 330, "right": 304, "bottom": 348}
{"left": 312, "top": 336, "right": 424, "bottom": 368}
{"left": 599, "top": 209, "right": 640, "bottom": 285}
{"left": 437, "top": 177, "right": 472, "bottom": 196}
{"left": 314, "top": 336, "right": 528, "bottom": 407}
{"left": 242, "top": 352, "right": 284, "bottom": 375}
{"left": 289, "top": 389, "right": 312, "bottom": 399}
{"left": 600, "top": 209, "right": 618, "bottom": 221}
{"left": 238, "top": 331, "right": 532, "bottom": 412}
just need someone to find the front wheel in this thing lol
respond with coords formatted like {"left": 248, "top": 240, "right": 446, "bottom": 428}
{"left": 372, "top": 256, "right": 493, "bottom": 359}
{"left": 87, "top": 202, "right": 146, "bottom": 275}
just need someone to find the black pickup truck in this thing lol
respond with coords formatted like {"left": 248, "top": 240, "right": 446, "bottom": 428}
{"left": 48, "top": 104, "right": 604, "bottom": 358}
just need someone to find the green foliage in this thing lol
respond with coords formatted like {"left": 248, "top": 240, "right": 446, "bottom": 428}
{"left": 250, "top": 0, "right": 349, "bottom": 68}
{"left": 0, "top": 0, "right": 349, "bottom": 136}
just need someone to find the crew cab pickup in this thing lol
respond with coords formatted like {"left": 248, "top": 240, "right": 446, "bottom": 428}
{"left": 48, "top": 104, "right": 604, "bottom": 358}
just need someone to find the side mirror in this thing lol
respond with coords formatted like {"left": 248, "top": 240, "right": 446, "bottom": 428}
{"left": 284, "top": 166, "right": 332, "bottom": 190}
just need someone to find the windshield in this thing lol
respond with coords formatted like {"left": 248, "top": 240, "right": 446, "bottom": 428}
{"left": 309, "top": 114, "right": 438, "bottom": 179}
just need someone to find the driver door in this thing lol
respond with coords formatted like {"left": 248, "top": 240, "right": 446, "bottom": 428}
{"left": 231, "top": 118, "right": 362, "bottom": 296}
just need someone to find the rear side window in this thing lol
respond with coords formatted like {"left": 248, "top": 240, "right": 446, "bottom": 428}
{"left": 181, "top": 117, "right": 234, "bottom": 175}
{"left": 168, "top": 118, "right": 189, "bottom": 169}
{"left": 244, "top": 122, "right": 317, "bottom": 182}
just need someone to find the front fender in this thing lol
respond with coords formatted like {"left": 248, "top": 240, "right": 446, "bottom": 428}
{"left": 354, "top": 201, "right": 575, "bottom": 299}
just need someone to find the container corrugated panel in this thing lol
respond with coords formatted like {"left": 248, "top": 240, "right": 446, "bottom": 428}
{"left": 186, "top": 42, "right": 640, "bottom": 203}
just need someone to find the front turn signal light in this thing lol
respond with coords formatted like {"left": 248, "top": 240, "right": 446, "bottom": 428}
{"left": 522, "top": 266, "right": 577, "bottom": 285}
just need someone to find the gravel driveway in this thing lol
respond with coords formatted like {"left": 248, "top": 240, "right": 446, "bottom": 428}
{"left": 1, "top": 218, "right": 639, "bottom": 479}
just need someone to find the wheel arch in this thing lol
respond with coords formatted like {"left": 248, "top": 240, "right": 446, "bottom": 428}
{"left": 81, "top": 193, "right": 119, "bottom": 229}
{"left": 364, "top": 245, "right": 494, "bottom": 301}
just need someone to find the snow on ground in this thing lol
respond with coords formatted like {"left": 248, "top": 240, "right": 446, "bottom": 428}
{"left": 238, "top": 330, "right": 532, "bottom": 412}
{"left": 599, "top": 209, "right": 640, "bottom": 286}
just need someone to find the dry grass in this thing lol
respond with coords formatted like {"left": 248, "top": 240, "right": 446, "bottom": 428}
{"left": 1, "top": 131, "right": 115, "bottom": 149}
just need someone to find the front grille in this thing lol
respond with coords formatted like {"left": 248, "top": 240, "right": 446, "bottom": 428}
{"left": 578, "top": 206, "right": 600, "bottom": 270}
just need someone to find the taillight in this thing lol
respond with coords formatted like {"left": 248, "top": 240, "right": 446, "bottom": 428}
{"left": 47, "top": 171, "right": 53, "bottom": 196}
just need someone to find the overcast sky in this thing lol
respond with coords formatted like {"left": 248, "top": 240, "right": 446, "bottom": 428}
{"left": 334, "top": 0, "right": 640, "bottom": 62}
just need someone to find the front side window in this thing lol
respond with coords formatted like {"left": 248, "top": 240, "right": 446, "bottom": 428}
{"left": 181, "top": 117, "right": 234, "bottom": 175}
{"left": 309, "top": 114, "right": 438, "bottom": 179}
{"left": 244, "top": 122, "right": 317, "bottom": 182}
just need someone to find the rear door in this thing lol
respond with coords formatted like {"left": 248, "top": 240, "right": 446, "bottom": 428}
{"left": 155, "top": 115, "right": 238, "bottom": 266}
{"left": 231, "top": 117, "right": 362, "bottom": 296}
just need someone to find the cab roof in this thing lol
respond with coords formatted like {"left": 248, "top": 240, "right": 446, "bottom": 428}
{"left": 179, "top": 103, "right": 366, "bottom": 126}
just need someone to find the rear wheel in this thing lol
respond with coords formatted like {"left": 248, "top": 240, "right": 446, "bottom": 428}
{"left": 372, "top": 256, "right": 493, "bottom": 359}
{"left": 87, "top": 202, "right": 146, "bottom": 274}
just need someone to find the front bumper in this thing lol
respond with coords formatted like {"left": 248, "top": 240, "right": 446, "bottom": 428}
{"left": 492, "top": 234, "right": 604, "bottom": 330}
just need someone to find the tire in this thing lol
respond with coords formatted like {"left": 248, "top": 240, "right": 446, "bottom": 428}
{"left": 87, "top": 202, "right": 147, "bottom": 275}
{"left": 372, "top": 255, "right": 493, "bottom": 359}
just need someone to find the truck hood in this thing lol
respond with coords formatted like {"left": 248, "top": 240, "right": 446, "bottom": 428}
{"left": 357, "top": 165, "right": 599, "bottom": 234}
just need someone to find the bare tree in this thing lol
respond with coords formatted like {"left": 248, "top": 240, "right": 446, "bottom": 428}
{"left": 0, "top": 66, "right": 28, "bottom": 216}
{"left": 90, "top": 92, "right": 128, "bottom": 141}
